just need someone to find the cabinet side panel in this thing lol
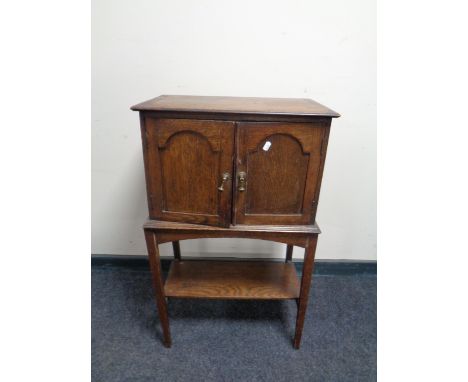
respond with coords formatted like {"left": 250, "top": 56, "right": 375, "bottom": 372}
{"left": 310, "top": 121, "right": 331, "bottom": 221}
{"left": 139, "top": 113, "right": 154, "bottom": 216}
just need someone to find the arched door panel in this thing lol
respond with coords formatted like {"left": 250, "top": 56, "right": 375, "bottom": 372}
{"left": 234, "top": 122, "right": 327, "bottom": 225}
{"left": 143, "top": 118, "right": 235, "bottom": 227}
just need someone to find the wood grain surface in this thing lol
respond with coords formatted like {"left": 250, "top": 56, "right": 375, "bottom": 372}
{"left": 143, "top": 219, "right": 321, "bottom": 234}
{"left": 142, "top": 118, "right": 235, "bottom": 227}
{"left": 164, "top": 260, "right": 300, "bottom": 299}
{"left": 131, "top": 95, "right": 340, "bottom": 117}
{"left": 234, "top": 121, "right": 327, "bottom": 225}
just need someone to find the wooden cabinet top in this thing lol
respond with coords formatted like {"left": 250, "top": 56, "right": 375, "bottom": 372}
{"left": 131, "top": 95, "right": 340, "bottom": 118}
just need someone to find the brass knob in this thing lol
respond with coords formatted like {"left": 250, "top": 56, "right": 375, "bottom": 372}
{"left": 217, "top": 172, "right": 231, "bottom": 191}
{"left": 238, "top": 171, "right": 246, "bottom": 192}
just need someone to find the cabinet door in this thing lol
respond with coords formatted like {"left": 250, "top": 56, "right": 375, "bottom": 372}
{"left": 234, "top": 121, "right": 329, "bottom": 225}
{"left": 143, "top": 117, "right": 235, "bottom": 227}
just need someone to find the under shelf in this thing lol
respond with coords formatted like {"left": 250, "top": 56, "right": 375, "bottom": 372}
{"left": 164, "top": 260, "right": 300, "bottom": 300}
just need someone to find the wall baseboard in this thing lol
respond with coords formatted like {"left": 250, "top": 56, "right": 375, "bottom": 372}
{"left": 91, "top": 255, "right": 376, "bottom": 276}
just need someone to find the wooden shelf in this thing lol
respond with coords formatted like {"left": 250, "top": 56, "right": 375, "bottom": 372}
{"left": 164, "top": 260, "right": 300, "bottom": 300}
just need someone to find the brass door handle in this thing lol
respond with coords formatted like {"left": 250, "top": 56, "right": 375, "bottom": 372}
{"left": 238, "top": 171, "right": 246, "bottom": 192}
{"left": 217, "top": 172, "right": 231, "bottom": 191}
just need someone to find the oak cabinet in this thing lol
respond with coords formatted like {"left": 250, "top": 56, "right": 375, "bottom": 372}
{"left": 132, "top": 95, "right": 339, "bottom": 349}
{"left": 135, "top": 96, "right": 337, "bottom": 228}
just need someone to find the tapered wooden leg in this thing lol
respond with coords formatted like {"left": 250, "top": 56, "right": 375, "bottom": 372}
{"left": 144, "top": 229, "right": 172, "bottom": 347}
{"left": 285, "top": 245, "right": 293, "bottom": 263}
{"left": 172, "top": 241, "right": 181, "bottom": 260}
{"left": 293, "top": 236, "right": 318, "bottom": 349}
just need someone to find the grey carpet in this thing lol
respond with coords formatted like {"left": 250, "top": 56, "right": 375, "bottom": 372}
{"left": 92, "top": 264, "right": 376, "bottom": 382}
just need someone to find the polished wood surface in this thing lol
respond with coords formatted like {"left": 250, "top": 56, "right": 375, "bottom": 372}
{"left": 234, "top": 121, "right": 328, "bottom": 225}
{"left": 132, "top": 95, "right": 340, "bottom": 118}
{"left": 142, "top": 117, "right": 234, "bottom": 227}
{"left": 143, "top": 219, "right": 321, "bottom": 234}
{"left": 165, "top": 260, "right": 300, "bottom": 299}
{"left": 143, "top": 220, "right": 319, "bottom": 247}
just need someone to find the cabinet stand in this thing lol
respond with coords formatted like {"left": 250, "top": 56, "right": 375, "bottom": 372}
{"left": 132, "top": 95, "right": 340, "bottom": 350}
{"left": 143, "top": 220, "right": 320, "bottom": 349}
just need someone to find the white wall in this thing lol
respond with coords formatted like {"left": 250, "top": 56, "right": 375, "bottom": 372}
{"left": 92, "top": 0, "right": 376, "bottom": 260}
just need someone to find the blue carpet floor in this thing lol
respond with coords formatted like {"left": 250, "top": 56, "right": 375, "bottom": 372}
{"left": 92, "top": 263, "right": 376, "bottom": 381}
